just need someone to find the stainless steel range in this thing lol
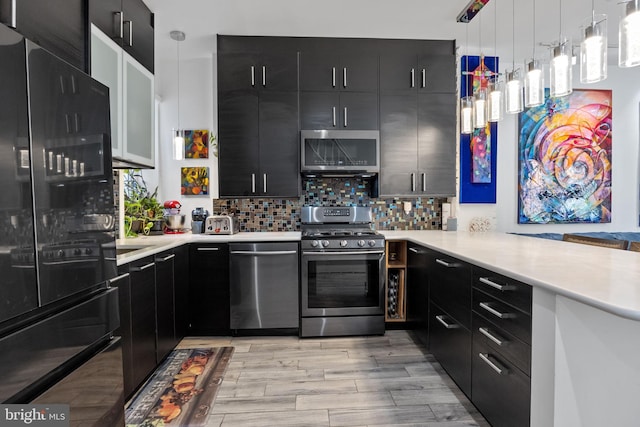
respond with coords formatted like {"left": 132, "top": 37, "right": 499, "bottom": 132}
{"left": 300, "top": 206, "right": 385, "bottom": 338}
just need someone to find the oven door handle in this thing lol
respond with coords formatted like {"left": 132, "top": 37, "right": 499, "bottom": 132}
{"left": 302, "top": 250, "right": 385, "bottom": 256}
{"left": 231, "top": 250, "right": 298, "bottom": 256}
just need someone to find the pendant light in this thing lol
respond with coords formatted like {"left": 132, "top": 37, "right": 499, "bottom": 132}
{"left": 171, "top": 30, "right": 186, "bottom": 160}
{"left": 580, "top": 0, "right": 607, "bottom": 83}
{"left": 461, "top": 24, "right": 474, "bottom": 134}
{"left": 619, "top": 0, "right": 640, "bottom": 68}
{"left": 487, "top": 0, "right": 503, "bottom": 122}
{"left": 524, "top": 0, "right": 544, "bottom": 107}
{"left": 505, "top": 0, "right": 523, "bottom": 114}
{"left": 473, "top": 12, "right": 488, "bottom": 129}
{"left": 550, "top": 0, "right": 573, "bottom": 97}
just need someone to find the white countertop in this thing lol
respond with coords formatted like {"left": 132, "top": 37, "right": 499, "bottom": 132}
{"left": 381, "top": 230, "right": 640, "bottom": 321}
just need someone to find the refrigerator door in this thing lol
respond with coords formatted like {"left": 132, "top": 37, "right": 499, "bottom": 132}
{"left": 25, "top": 41, "right": 117, "bottom": 306}
{"left": 0, "top": 24, "right": 38, "bottom": 325}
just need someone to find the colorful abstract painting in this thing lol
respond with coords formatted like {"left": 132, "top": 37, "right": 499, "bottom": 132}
{"left": 181, "top": 167, "right": 209, "bottom": 195}
{"left": 457, "top": 0, "right": 491, "bottom": 23}
{"left": 518, "top": 89, "right": 612, "bottom": 224}
{"left": 184, "top": 130, "right": 209, "bottom": 159}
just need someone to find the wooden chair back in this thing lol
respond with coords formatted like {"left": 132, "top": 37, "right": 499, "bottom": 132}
{"left": 561, "top": 234, "right": 629, "bottom": 250}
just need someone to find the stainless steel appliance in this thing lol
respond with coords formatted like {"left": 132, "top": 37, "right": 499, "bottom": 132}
{"left": 191, "top": 207, "right": 209, "bottom": 234}
{"left": 0, "top": 23, "right": 123, "bottom": 423}
{"left": 205, "top": 214, "right": 240, "bottom": 235}
{"left": 163, "top": 200, "right": 186, "bottom": 234}
{"left": 301, "top": 130, "right": 380, "bottom": 176}
{"left": 300, "top": 206, "right": 385, "bottom": 337}
{"left": 229, "top": 242, "right": 299, "bottom": 330}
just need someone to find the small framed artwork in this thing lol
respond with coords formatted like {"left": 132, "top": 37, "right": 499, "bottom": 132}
{"left": 181, "top": 166, "right": 209, "bottom": 195}
{"left": 184, "top": 129, "right": 209, "bottom": 159}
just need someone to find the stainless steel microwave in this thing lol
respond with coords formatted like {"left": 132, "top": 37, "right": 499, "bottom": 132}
{"left": 300, "top": 130, "right": 380, "bottom": 176}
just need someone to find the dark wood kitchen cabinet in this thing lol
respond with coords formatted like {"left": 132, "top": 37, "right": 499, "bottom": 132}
{"left": 88, "top": 0, "right": 154, "bottom": 72}
{"left": 217, "top": 36, "right": 299, "bottom": 198}
{"left": 379, "top": 41, "right": 456, "bottom": 197}
{"left": 406, "top": 243, "right": 431, "bottom": 329}
{"left": 155, "top": 251, "right": 176, "bottom": 364}
{"left": 173, "top": 244, "right": 189, "bottom": 341}
{"left": 300, "top": 91, "right": 378, "bottom": 130}
{"left": 0, "top": 0, "right": 85, "bottom": 70}
{"left": 110, "top": 265, "right": 134, "bottom": 399}
{"left": 188, "top": 244, "right": 230, "bottom": 335}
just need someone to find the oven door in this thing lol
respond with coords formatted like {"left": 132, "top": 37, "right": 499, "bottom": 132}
{"left": 301, "top": 249, "right": 385, "bottom": 317}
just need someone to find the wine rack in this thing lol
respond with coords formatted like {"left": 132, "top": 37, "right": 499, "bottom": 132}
{"left": 385, "top": 240, "right": 407, "bottom": 322}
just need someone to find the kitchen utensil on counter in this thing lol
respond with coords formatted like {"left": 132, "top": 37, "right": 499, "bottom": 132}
{"left": 163, "top": 200, "right": 186, "bottom": 234}
{"left": 191, "top": 207, "right": 209, "bottom": 234}
{"left": 205, "top": 214, "right": 239, "bottom": 235}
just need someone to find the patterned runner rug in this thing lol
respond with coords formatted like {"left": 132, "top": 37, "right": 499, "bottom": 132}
{"left": 125, "top": 347, "right": 234, "bottom": 426}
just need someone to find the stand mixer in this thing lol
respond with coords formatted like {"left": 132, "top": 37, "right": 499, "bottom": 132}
{"left": 163, "top": 200, "right": 186, "bottom": 234}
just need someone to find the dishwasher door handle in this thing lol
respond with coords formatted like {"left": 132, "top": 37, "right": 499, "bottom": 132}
{"left": 230, "top": 250, "right": 298, "bottom": 256}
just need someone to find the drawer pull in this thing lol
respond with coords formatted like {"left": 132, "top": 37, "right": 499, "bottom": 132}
{"left": 108, "top": 272, "right": 130, "bottom": 285}
{"left": 478, "top": 327, "right": 507, "bottom": 346}
{"left": 435, "top": 258, "right": 453, "bottom": 267}
{"left": 435, "top": 315, "right": 459, "bottom": 329}
{"left": 131, "top": 262, "right": 154, "bottom": 272}
{"left": 197, "top": 247, "right": 220, "bottom": 251}
{"left": 156, "top": 254, "right": 175, "bottom": 262}
{"left": 479, "top": 302, "right": 515, "bottom": 319}
{"left": 479, "top": 277, "right": 513, "bottom": 291}
{"left": 479, "top": 353, "right": 508, "bottom": 375}
{"left": 409, "top": 247, "right": 419, "bottom": 254}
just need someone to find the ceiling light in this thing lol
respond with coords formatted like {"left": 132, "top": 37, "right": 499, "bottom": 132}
{"left": 581, "top": 1, "right": 607, "bottom": 83}
{"left": 524, "top": 0, "right": 544, "bottom": 107}
{"left": 473, "top": 87, "right": 488, "bottom": 128}
{"left": 170, "top": 30, "right": 186, "bottom": 160}
{"left": 487, "top": 0, "right": 503, "bottom": 122}
{"left": 506, "top": 0, "right": 523, "bottom": 114}
{"left": 619, "top": 0, "right": 640, "bottom": 68}
{"left": 550, "top": 0, "right": 572, "bottom": 97}
{"left": 461, "top": 96, "right": 474, "bottom": 134}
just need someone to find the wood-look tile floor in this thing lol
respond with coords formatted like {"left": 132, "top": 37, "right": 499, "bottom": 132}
{"left": 175, "top": 330, "right": 490, "bottom": 427}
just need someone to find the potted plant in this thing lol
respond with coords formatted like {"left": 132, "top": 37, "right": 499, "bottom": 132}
{"left": 123, "top": 170, "right": 164, "bottom": 237}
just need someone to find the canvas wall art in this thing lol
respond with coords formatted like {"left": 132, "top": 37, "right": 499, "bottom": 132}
{"left": 184, "top": 129, "right": 209, "bottom": 159}
{"left": 181, "top": 167, "right": 209, "bottom": 195}
{"left": 518, "top": 89, "right": 612, "bottom": 224}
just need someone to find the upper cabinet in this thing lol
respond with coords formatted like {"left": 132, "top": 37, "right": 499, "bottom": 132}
{"left": 88, "top": 0, "right": 155, "bottom": 73}
{"left": 0, "top": 0, "right": 85, "bottom": 70}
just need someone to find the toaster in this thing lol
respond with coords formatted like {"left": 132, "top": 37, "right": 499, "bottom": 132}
{"left": 204, "top": 215, "right": 239, "bottom": 235}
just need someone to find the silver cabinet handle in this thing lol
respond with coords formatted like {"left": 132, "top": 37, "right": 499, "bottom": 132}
{"left": 421, "top": 68, "right": 426, "bottom": 88}
{"left": 113, "top": 11, "right": 124, "bottom": 38}
{"left": 131, "top": 261, "right": 154, "bottom": 272}
{"left": 479, "top": 302, "right": 515, "bottom": 319}
{"left": 435, "top": 315, "right": 459, "bottom": 329}
{"left": 74, "top": 113, "right": 81, "bottom": 133}
{"left": 251, "top": 173, "right": 256, "bottom": 193}
{"left": 123, "top": 20, "right": 133, "bottom": 46}
{"left": 262, "top": 65, "right": 266, "bottom": 87}
{"left": 478, "top": 327, "right": 507, "bottom": 346}
{"left": 343, "top": 67, "right": 347, "bottom": 88}
{"left": 411, "top": 173, "right": 415, "bottom": 192}
{"left": 156, "top": 253, "right": 175, "bottom": 262}
{"left": 435, "top": 258, "right": 453, "bottom": 267}
{"left": 332, "top": 106, "right": 336, "bottom": 127}
{"left": 197, "top": 247, "right": 220, "bottom": 251}
{"left": 303, "top": 250, "right": 384, "bottom": 256}
{"left": 263, "top": 173, "right": 267, "bottom": 193}
{"left": 332, "top": 67, "right": 336, "bottom": 88}
{"left": 231, "top": 250, "right": 298, "bottom": 256}
{"left": 343, "top": 107, "right": 348, "bottom": 127}
{"left": 479, "top": 277, "right": 513, "bottom": 291}
{"left": 250, "top": 65, "right": 255, "bottom": 87}
{"left": 108, "top": 272, "right": 130, "bottom": 286}
{"left": 5, "top": 0, "right": 17, "bottom": 27}
{"left": 479, "top": 353, "right": 507, "bottom": 375}
{"left": 411, "top": 68, "right": 415, "bottom": 88}
{"left": 409, "top": 247, "right": 419, "bottom": 253}
{"left": 421, "top": 173, "right": 426, "bottom": 192}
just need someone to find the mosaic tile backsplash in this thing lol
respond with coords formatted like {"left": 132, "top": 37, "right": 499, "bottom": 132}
{"left": 212, "top": 177, "right": 446, "bottom": 232}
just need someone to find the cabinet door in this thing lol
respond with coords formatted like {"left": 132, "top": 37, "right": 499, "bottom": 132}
{"left": 430, "top": 254, "right": 472, "bottom": 329}
{"left": 6, "top": 0, "right": 85, "bottom": 70}
{"left": 122, "top": 0, "right": 154, "bottom": 73}
{"left": 406, "top": 244, "right": 430, "bottom": 326}
{"left": 339, "top": 92, "right": 378, "bottom": 129}
{"left": 379, "top": 94, "right": 418, "bottom": 196}
{"left": 122, "top": 52, "right": 154, "bottom": 167}
{"left": 259, "top": 92, "right": 299, "bottom": 197}
{"left": 218, "top": 91, "right": 260, "bottom": 197}
{"left": 218, "top": 53, "right": 261, "bottom": 92}
{"left": 341, "top": 53, "right": 378, "bottom": 92}
{"left": 300, "top": 50, "right": 377, "bottom": 92}
{"left": 299, "top": 50, "right": 339, "bottom": 92}
{"left": 111, "top": 266, "right": 134, "bottom": 398}
{"left": 260, "top": 52, "right": 298, "bottom": 91}
{"left": 173, "top": 245, "right": 189, "bottom": 340}
{"left": 379, "top": 52, "right": 418, "bottom": 93}
{"left": 128, "top": 257, "right": 156, "bottom": 390}
{"left": 188, "top": 244, "right": 230, "bottom": 334}
{"left": 417, "top": 54, "right": 456, "bottom": 94}
{"left": 155, "top": 251, "right": 175, "bottom": 364}
{"left": 300, "top": 91, "right": 339, "bottom": 129}
{"left": 88, "top": 0, "right": 123, "bottom": 41}
{"left": 418, "top": 93, "right": 456, "bottom": 196}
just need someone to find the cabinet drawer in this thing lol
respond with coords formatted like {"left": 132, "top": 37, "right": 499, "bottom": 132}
{"left": 429, "top": 302, "right": 471, "bottom": 397}
{"left": 472, "top": 312, "right": 531, "bottom": 375}
{"left": 473, "top": 267, "right": 532, "bottom": 315}
{"left": 473, "top": 289, "right": 531, "bottom": 345}
{"left": 430, "top": 255, "right": 472, "bottom": 329}
{"left": 472, "top": 338, "right": 531, "bottom": 427}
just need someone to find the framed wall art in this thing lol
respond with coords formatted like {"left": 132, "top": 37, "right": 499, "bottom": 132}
{"left": 181, "top": 166, "right": 209, "bottom": 195}
{"left": 184, "top": 129, "right": 209, "bottom": 159}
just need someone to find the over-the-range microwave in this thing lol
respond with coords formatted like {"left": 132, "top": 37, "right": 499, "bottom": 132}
{"left": 300, "top": 130, "right": 380, "bottom": 176}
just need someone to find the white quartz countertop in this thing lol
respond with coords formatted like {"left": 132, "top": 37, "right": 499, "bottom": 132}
{"left": 381, "top": 230, "right": 640, "bottom": 321}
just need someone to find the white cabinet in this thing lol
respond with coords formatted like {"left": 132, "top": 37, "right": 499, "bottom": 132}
{"left": 90, "top": 24, "right": 155, "bottom": 168}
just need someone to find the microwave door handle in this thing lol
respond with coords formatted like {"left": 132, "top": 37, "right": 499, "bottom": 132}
{"left": 332, "top": 106, "right": 336, "bottom": 127}
{"left": 343, "top": 107, "right": 347, "bottom": 127}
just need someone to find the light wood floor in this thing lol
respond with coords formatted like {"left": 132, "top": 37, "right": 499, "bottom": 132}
{"left": 176, "top": 330, "right": 490, "bottom": 427}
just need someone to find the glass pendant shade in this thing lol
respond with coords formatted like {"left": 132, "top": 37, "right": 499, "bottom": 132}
{"left": 524, "top": 60, "right": 544, "bottom": 107}
{"left": 550, "top": 41, "right": 573, "bottom": 97}
{"left": 172, "top": 129, "right": 185, "bottom": 160}
{"left": 619, "top": 0, "right": 640, "bottom": 67}
{"left": 505, "top": 70, "right": 524, "bottom": 114}
{"left": 473, "top": 88, "right": 488, "bottom": 128}
{"left": 581, "top": 16, "right": 607, "bottom": 83}
{"left": 487, "top": 79, "right": 504, "bottom": 122}
{"left": 460, "top": 96, "right": 474, "bottom": 134}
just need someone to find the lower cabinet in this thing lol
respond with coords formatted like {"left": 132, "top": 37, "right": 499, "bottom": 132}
{"left": 110, "top": 265, "right": 134, "bottom": 399}
{"left": 173, "top": 244, "right": 190, "bottom": 341}
{"left": 406, "top": 243, "right": 430, "bottom": 328}
{"left": 189, "top": 244, "right": 230, "bottom": 334}
{"left": 155, "top": 251, "right": 176, "bottom": 364}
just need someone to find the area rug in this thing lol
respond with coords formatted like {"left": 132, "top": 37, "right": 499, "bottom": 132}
{"left": 125, "top": 347, "right": 234, "bottom": 427}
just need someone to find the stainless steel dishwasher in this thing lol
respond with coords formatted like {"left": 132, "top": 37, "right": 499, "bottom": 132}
{"left": 229, "top": 242, "right": 299, "bottom": 330}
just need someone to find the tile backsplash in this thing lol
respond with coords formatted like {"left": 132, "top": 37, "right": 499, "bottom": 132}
{"left": 212, "top": 177, "right": 446, "bottom": 232}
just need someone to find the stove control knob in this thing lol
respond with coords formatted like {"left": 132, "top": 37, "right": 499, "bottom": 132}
{"left": 358, "top": 240, "right": 366, "bottom": 247}
{"left": 74, "top": 248, "right": 81, "bottom": 255}
{"left": 311, "top": 240, "right": 319, "bottom": 248}
{"left": 340, "top": 240, "right": 348, "bottom": 247}
{"left": 57, "top": 250, "right": 65, "bottom": 258}
{"left": 368, "top": 240, "right": 377, "bottom": 247}
{"left": 321, "top": 240, "right": 330, "bottom": 248}
{"left": 85, "top": 248, "right": 93, "bottom": 255}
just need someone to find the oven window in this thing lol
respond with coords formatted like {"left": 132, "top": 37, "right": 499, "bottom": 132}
{"left": 307, "top": 259, "right": 380, "bottom": 308}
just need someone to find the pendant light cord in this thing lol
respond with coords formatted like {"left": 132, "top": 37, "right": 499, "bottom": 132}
{"left": 512, "top": 0, "right": 516, "bottom": 70}
{"left": 466, "top": 22, "right": 469, "bottom": 95}
{"left": 559, "top": 0, "right": 562, "bottom": 43}
{"left": 177, "top": 38, "right": 181, "bottom": 131}
{"left": 532, "top": 0, "right": 536, "bottom": 59}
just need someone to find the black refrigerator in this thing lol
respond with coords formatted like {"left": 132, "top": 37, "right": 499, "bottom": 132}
{"left": 0, "top": 23, "right": 124, "bottom": 425}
